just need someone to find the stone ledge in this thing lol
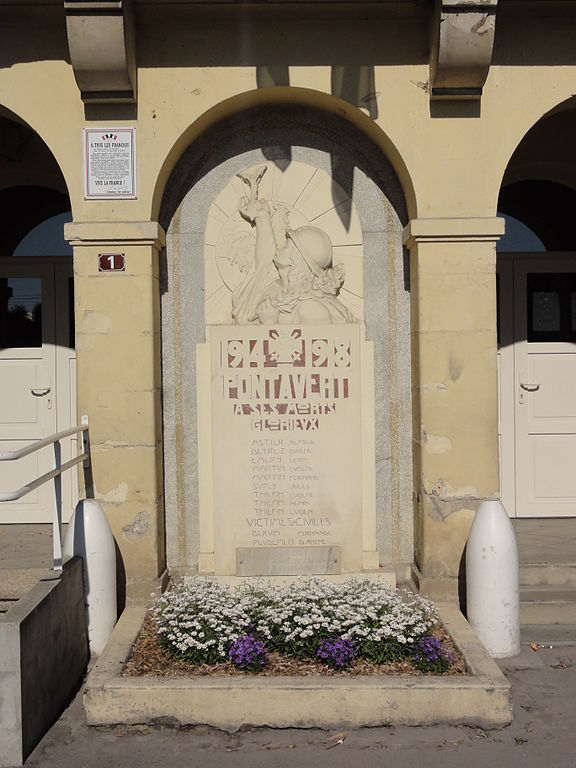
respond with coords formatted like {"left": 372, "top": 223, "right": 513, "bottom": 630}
{"left": 64, "top": 221, "right": 166, "bottom": 248}
{"left": 84, "top": 601, "right": 512, "bottom": 730}
{"left": 411, "top": 563, "right": 464, "bottom": 604}
{"left": 164, "top": 572, "right": 396, "bottom": 589}
{"left": 403, "top": 217, "right": 505, "bottom": 246}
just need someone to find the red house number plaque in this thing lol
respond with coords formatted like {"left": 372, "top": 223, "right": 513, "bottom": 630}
{"left": 98, "top": 253, "right": 126, "bottom": 272}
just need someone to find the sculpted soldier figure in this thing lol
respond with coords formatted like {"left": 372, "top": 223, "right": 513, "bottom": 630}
{"left": 230, "top": 165, "right": 355, "bottom": 325}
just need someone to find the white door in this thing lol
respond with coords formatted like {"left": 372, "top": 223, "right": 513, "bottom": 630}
{"left": 498, "top": 255, "right": 576, "bottom": 518}
{"left": 0, "top": 258, "right": 77, "bottom": 523}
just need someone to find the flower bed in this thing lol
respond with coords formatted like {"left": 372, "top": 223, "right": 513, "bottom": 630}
{"left": 124, "top": 578, "right": 463, "bottom": 676}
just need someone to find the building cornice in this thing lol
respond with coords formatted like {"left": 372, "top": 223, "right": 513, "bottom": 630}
{"left": 64, "top": 0, "right": 136, "bottom": 103}
{"left": 430, "top": 0, "right": 499, "bottom": 101}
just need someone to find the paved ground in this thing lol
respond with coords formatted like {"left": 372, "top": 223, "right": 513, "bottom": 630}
{"left": 17, "top": 646, "right": 575, "bottom": 768}
{"left": 513, "top": 517, "right": 576, "bottom": 564}
{"left": 4, "top": 522, "right": 576, "bottom": 767}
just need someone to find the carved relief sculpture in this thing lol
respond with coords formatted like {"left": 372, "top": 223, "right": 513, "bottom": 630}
{"left": 227, "top": 164, "right": 355, "bottom": 325}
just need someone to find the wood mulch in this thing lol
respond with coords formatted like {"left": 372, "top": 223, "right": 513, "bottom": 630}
{"left": 122, "top": 612, "right": 468, "bottom": 678}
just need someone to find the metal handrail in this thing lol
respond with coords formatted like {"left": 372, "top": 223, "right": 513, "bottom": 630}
{"left": 0, "top": 424, "right": 88, "bottom": 463}
{"left": 0, "top": 455, "right": 88, "bottom": 503}
{"left": 0, "top": 415, "right": 90, "bottom": 570}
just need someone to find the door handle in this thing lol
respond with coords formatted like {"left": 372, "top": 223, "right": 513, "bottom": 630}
{"left": 30, "top": 387, "right": 52, "bottom": 409}
{"left": 519, "top": 381, "right": 539, "bottom": 404}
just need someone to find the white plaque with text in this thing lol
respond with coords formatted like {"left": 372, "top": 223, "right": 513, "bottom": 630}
{"left": 208, "top": 324, "right": 364, "bottom": 575}
{"left": 83, "top": 128, "right": 136, "bottom": 199}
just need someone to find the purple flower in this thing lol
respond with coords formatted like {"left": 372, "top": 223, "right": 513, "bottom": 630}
{"left": 412, "top": 635, "right": 452, "bottom": 672}
{"left": 229, "top": 634, "right": 268, "bottom": 671}
{"left": 316, "top": 637, "right": 357, "bottom": 669}
{"left": 413, "top": 635, "right": 443, "bottom": 662}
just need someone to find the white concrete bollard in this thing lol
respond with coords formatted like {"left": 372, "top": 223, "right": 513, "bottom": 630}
{"left": 466, "top": 500, "right": 521, "bottom": 658}
{"left": 63, "top": 499, "right": 117, "bottom": 656}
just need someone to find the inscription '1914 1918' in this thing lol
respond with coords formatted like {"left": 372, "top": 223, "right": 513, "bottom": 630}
{"left": 223, "top": 333, "right": 351, "bottom": 369}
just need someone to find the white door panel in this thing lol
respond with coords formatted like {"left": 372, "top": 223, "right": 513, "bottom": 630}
{"left": 0, "top": 258, "right": 76, "bottom": 523}
{"left": 528, "top": 354, "right": 576, "bottom": 421}
{"left": 0, "top": 362, "right": 46, "bottom": 425}
{"left": 515, "top": 258, "right": 576, "bottom": 517}
{"left": 499, "top": 255, "right": 576, "bottom": 518}
{"left": 530, "top": 435, "right": 576, "bottom": 498}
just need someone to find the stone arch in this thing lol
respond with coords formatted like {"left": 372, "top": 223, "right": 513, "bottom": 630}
{"left": 0, "top": 107, "right": 71, "bottom": 253}
{"left": 499, "top": 99, "right": 576, "bottom": 251}
{"left": 496, "top": 95, "right": 576, "bottom": 525}
{"left": 152, "top": 87, "right": 417, "bottom": 223}
{"left": 159, "top": 99, "right": 414, "bottom": 580}
{"left": 0, "top": 187, "right": 70, "bottom": 255}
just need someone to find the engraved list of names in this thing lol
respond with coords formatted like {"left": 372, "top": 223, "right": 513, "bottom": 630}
{"left": 210, "top": 324, "right": 363, "bottom": 574}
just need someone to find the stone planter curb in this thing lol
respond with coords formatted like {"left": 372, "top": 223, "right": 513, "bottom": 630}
{"left": 84, "top": 601, "right": 512, "bottom": 730}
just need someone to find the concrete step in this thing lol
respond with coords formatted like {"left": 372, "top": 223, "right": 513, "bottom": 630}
{"left": 0, "top": 599, "right": 18, "bottom": 614}
{"left": 0, "top": 568, "right": 46, "bottom": 600}
{"left": 520, "top": 587, "right": 576, "bottom": 624}
{"left": 521, "top": 624, "right": 576, "bottom": 647}
{"left": 520, "top": 563, "right": 576, "bottom": 587}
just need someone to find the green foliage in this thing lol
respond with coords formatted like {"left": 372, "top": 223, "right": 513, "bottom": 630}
{"left": 360, "top": 638, "right": 412, "bottom": 665}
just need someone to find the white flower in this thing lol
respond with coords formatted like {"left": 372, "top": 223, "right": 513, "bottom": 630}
{"left": 153, "top": 576, "right": 437, "bottom": 663}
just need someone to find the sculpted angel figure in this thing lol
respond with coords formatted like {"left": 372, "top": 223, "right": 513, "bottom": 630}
{"left": 230, "top": 165, "right": 355, "bottom": 325}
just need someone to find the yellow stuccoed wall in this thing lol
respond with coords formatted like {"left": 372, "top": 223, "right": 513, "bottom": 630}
{"left": 65, "top": 223, "right": 166, "bottom": 598}
{"left": 3, "top": 15, "right": 575, "bottom": 223}
{"left": 405, "top": 221, "right": 504, "bottom": 597}
{"left": 1, "top": 8, "right": 576, "bottom": 596}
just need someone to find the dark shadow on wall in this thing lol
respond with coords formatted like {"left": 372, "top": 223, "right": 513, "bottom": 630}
{"left": 84, "top": 103, "right": 138, "bottom": 122}
{"left": 330, "top": 66, "right": 381, "bottom": 230}
{"left": 115, "top": 540, "right": 127, "bottom": 617}
{"left": 331, "top": 66, "right": 379, "bottom": 121}
{"left": 256, "top": 65, "right": 290, "bottom": 89}
{"left": 459, "top": 543, "right": 467, "bottom": 616}
{"left": 330, "top": 154, "right": 354, "bottom": 232}
{"left": 260, "top": 142, "right": 293, "bottom": 173}
{"left": 254, "top": 64, "right": 380, "bottom": 227}
{"left": 137, "top": 11, "right": 430, "bottom": 70}
{"left": 256, "top": 67, "right": 293, "bottom": 168}
{"left": 159, "top": 104, "right": 409, "bottom": 236}
{"left": 430, "top": 100, "right": 481, "bottom": 119}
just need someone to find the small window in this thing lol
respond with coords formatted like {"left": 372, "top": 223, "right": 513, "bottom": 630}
{"left": 528, "top": 273, "right": 576, "bottom": 343}
{"left": 0, "top": 277, "right": 42, "bottom": 348}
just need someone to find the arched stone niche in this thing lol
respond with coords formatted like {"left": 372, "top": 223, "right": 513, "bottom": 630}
{"left": 160, "top": 106, "right": 413, "bottom": 581}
